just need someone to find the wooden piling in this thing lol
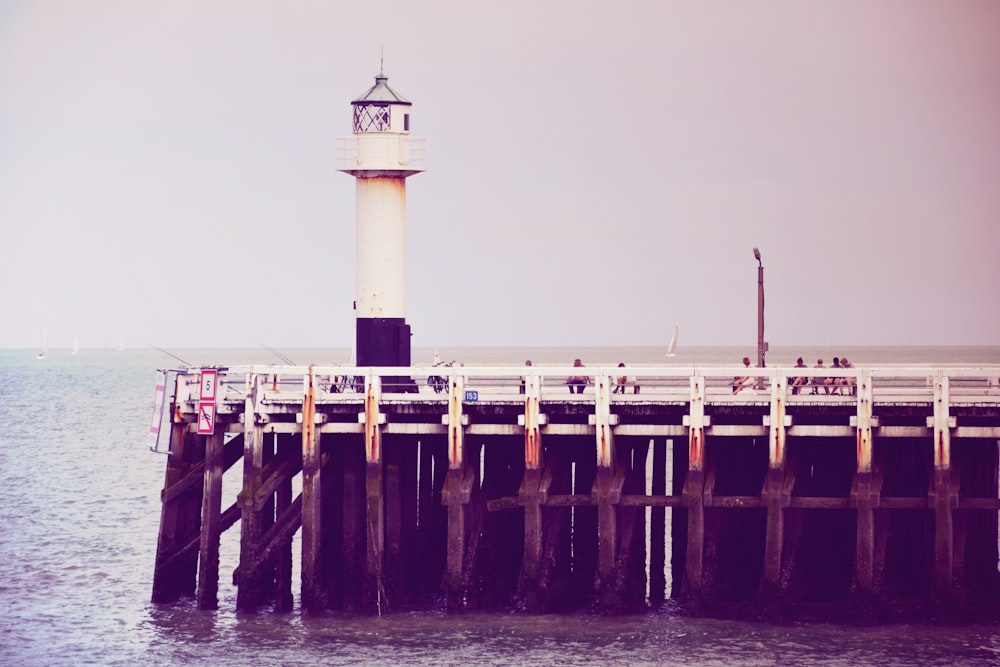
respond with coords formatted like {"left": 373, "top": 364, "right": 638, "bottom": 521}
{"left": 274, "top": 433, "right": 295, "bottom": 613}
{"left": 236, "top": 374, "right": 266, "bottom": 612}
{"left": 851, "top": 369, "right": 878, "bottom": 619}
{"left": 151, "top": 382, "right": 203, "bottom": 603}
{"left": 341, "top": 431, "right": 365, "bottom": 611}
{"left": 518, "top": 374, "right": 545, "bottom": 610}
{"left": 681, "top": 375, "right": 707, "bottom": 612}
{"left": 195, "top": 431, "right": 224, "bottom": 610}
{"left": 931, "top": 375, "right": 959, "bottom": 616}
{"left": 443, "top": 374, "right": 469, "bottom": 609}
{"left": 649, "top": 438, "right": 667, "bottom": 607}
{"left": 300, "top": 368, "right": 325, "bottom": 614}
{"left": 593, "top": 375, "right": 622, "bottom": 607}
{"left": 760, "top": 376, "right": 788, "bottom": 618}
{"left": 384, "top": 438, "right": 403, "bottom": 605}
{"left": 620, "top": 438, "right": 650, "bottom": 608}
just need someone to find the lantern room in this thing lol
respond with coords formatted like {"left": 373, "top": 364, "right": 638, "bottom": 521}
{"left": 351, "top": 72, "right": 412, "bottom": 134}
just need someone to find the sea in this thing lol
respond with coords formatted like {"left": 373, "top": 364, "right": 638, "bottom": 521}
{"left": 2, "top": 345, "right": 1000, "bottom": 667}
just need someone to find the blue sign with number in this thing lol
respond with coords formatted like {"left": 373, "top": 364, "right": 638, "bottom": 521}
{"left": 465, "top": 390, "right": 479, "bottom": 402}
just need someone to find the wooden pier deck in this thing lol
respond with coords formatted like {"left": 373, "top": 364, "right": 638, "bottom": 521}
{"left": 150, "top": 363, "right": 1000, "bottom": 622}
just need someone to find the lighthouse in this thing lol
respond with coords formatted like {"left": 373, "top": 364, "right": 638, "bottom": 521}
{"left": 337, "top": 70, "right": 426, "bottom": 369}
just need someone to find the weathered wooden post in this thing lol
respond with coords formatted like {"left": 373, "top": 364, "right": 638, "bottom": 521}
{"left": 649, "top": 437, "right": 668, "bottom": 607}
{"left": 442, "top": 373, "right": 473, "bottom": 609}
{"left": 363, "top": 370, "right": 386, "bottom": 613}
{"left": 151, "top": 372, "right": 203, "bottom": 603}
{"left": 236, "top": 373, "right": 265, "bottom": 612}
{"left": 759, "top": 373, "right": 788, "bottom": 617}
{"left": 851, "top": 368, "right": 879, "bottom": 619}
{"left": 300, "top": 367, "right": 325, "bottom": 614}
{"left": 682, "top": 375, "right": 707, "bottom": 612}
{"left": 196, "top": 428, "right": 225, "bottom": 610}
{"left": 517, "top": 372, "right": 546, "bottom": 610}
{"left": 931, "top": 374, "right": 959, "bottom": 616}
{"left": 274, "top": 432, "right": 295, "bottom": 613}
{"left": 592, "top": 373, "right": 622, "bottom": 607}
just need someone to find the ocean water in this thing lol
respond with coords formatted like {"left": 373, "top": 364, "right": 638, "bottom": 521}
{"left": 2, "top": 346, "right": 1000, "bottom": 667}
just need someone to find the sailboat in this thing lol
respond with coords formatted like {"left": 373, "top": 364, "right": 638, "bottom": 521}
{"left": 664, "top": 323, "right": 679, "bottom": 357}
{"left": 72, "top": 334, "right": 79, "bottom": 356}
{"left": 35, "top": 329, "right": 48, "bottom": 360}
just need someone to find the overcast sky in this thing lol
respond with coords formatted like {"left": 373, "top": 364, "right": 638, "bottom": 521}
{"left": 2, "top": 1, "right": 998, "bottom": 351}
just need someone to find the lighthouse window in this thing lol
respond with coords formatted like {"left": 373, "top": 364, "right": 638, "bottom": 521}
{"left": 354, "top": 103, "right": 392, "bottom": 132}
{"left": 404, "top": 114, "right": 410, "bottom": 131}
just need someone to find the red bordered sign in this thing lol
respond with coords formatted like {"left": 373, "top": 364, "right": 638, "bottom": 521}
{"left": 198, "top": 369, "right": 218, "bottom": 435}
{"left": 198, "top": 402, "right": 216, "bottom": 435}
{"left": 200, "top": 369, "right": 218, "bottom": 402}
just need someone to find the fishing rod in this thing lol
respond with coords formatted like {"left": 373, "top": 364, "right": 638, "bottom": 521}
{"left": 142, "top": 341, "right": 191, "bottom": 367}
{"left": 263, "top": 346, "right": 295, "bottom": 365}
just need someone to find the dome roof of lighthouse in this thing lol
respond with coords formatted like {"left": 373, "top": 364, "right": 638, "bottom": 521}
{"left": 352, "top": 72, "right": 412, "bottom": 106}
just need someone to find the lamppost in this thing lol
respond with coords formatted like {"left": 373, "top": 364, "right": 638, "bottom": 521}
{"left": 753, "top": 247, "right": 766, "bottom": 368}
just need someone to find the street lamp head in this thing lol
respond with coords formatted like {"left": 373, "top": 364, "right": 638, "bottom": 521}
{"left": 753, "top": 247, "right": 761, "bottom": 262}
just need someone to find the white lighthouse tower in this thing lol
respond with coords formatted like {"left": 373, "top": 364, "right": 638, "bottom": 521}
{"left": 337, "top": 70, "right": 426, "bottom": 369}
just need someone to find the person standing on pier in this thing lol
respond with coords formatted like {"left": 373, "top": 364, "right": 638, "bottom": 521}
{"left": 567, "top": 358, "right": 589, "bottom": 394}
{"left": 733, "top": 357, "right": 752, "bottom": 393}
{"left": 614, "top": 362, "right": 640, "bottom": 395}
{"left": 614, "top": 362, "right": 628, "bottom": 394}
{"left": 520, "top": 359, "right": 532, "bottom": 394}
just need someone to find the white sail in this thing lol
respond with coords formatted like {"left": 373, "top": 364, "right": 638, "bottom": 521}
{"left": 35, "top": 328, "right": 48, "bottom": 360}
{"left": 665, "top": 324, "right": 679, "bottom": 357}
{"left": 72, "top": 334, "right": 79, "bottom": 356}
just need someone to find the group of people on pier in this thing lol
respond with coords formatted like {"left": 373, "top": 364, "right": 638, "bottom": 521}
{"left": 790, "top": 356, "right": 856, "bottom": 395}
{"left": 562, "top": 358, "right": 639, "bottom": 395}
{"left": 732, "top": 356, "right": 857, "bottom": 395}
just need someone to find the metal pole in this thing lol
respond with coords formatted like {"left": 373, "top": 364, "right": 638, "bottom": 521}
{"left": 754, "top": 248, "right": 765, "bottom": 368}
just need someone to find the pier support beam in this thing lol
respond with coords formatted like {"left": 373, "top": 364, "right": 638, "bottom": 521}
{"left": 592, "top": 375, "right": 622, "bottom": 607}
{"left": 682, "top": 375, "right": 707, "bottom": 613}
{"left": 931, "top": 375, "right": 960, "bottom": 617}
{"left": 363, "top": 372, "right": 386, "bottom": 613}
{"left": 759, "top": 376, "right": 789, "bottom": 619}
{"left": 649, "top": 438, "right": 668, "bottom": 607}
{"left": 443, "top": 374, "right": 473, "bottom": 609}
{"left": 518, "top": 375, "right": 547, "bottom": 610}
{"left": 851, "top": 369, "right": 880, "bottom": 620}
{"left": 274, "top": 433, "right": 295, "bottom": 613}
{"left": 300, "top": 368, "right": 325, "bottom": 614}
{"left": 237, "top": 374, "right": 266, "bottom": 612}
{"left": 196, "top": 430, "right": 225, "bottom": 609}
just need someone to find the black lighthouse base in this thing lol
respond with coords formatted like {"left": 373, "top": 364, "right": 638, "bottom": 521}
{"left": 356, "top": 317, "right": 416, "bottom": 393}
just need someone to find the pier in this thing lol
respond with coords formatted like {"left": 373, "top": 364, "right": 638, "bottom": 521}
{"left": 151, "top": 363, "right": 1000, "bottom": 622}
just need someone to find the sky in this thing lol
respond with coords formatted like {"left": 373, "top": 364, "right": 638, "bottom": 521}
{"left": 1, "top": 0, "right": 998, "bottom": 351}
